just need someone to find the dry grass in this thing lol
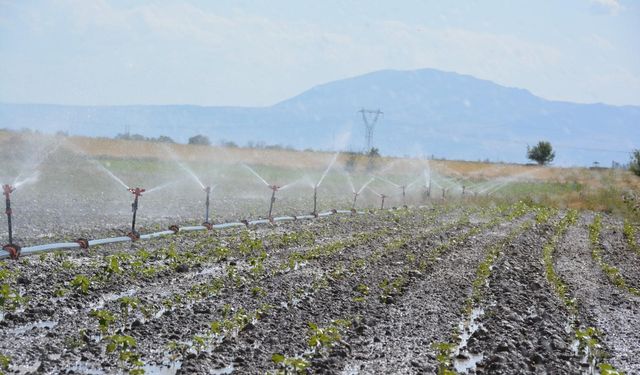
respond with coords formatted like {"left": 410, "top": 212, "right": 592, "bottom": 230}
{"left": 2, "top": 130, "right": 638, "bottom": 193}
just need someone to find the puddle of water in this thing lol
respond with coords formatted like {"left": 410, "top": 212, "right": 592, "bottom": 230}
{"left": 8, "top": 320, "right": 57, "bottom": 334}
{"left": 210, "top": 364, "right": 234, "bottom": 374}
{"left": 87, "top": 288, "right": 138, "bottom": 311}
{"left": 67, "top": 362, "right": 105, "bottom": 374}
{"left": 14, "top": 361, "right": 41, "bottom": 374}
{"left": 144, "top": 361, "right": 182, "bottom": 375}
{"left": 453, "top": 307, "right": 485, "bottom": 374}
{"left": 571, "top": 337, "right": 596, "bottom": 374}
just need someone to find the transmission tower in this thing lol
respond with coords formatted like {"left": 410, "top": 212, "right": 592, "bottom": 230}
{"left": 358, "top": 108, "right": 383, "bottom": 151}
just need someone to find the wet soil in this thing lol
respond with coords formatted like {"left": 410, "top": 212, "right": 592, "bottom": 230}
{"left": 2, "top": 207, "right": 640, "bottom": 374}
{"left": 555, "top": 213, "right": 640, "bottom": 374}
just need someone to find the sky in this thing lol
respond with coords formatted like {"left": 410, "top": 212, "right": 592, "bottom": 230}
{"left": 0, "top": 0, "right": 638, "bottom": 107}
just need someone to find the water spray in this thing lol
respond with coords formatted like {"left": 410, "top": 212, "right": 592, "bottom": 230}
{"left": 127, "top": 187, "right": 145, "bottom": 240}
{"left": 267, "top": 185, "right": 280, "bottom": 221}
{"left": 2, "top": 184, "right": 20, "bottom": 259}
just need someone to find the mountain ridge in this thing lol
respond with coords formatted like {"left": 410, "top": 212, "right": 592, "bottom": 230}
{"left": 1, "top": 68, "right": 637, "bottom": 166}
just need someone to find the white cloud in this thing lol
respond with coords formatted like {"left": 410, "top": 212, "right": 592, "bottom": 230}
{"left": 590, "top": 0, "right": 623, "bottom": 15}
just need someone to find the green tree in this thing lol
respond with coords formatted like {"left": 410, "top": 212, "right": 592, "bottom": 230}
{"left": 630, "top": 149, "right": 640, "bottom": 177}
{"left": 188, "top": 134, "right": 211, "bottom": 146}
{"left": 527, "top": 141, "right": 555, "bottom": 165}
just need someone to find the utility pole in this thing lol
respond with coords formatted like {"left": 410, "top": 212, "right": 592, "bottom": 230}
{"left": 358, "top": 108, "right": 383, "bottom": 152}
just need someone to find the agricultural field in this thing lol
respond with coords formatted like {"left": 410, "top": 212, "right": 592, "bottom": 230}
{"left": 1, "top": 132, "right": 640, "bottom": 374}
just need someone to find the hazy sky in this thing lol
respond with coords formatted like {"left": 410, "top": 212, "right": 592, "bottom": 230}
{"left": 1, "top": 0, "right": 638, "bottom": 106}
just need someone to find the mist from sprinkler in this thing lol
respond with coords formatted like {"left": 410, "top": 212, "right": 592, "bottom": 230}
{"left": 309, "top": 152, "right": 339, "bottom": 215}
{"left": 348, "top": 176, "right": 375, "bottom": 210}
{"left": 242, "top": 164, "right": 288, "bottom": 220}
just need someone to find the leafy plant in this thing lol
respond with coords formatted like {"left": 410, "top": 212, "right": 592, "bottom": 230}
{"left": 118, "top": 296, "right": 140, "bottom": 325}
{"left": 271, "top": 353, "right": 309, "bottom": 374}
{"left": 106, "top": 335, "right": 145, "bottom": 374}
{"left": 432, "top": 342, "right": 456, "bottom": 375}
{"left": 90, "top": 309, "right": 116, "bottom": 334}
{"left": 0, "top": 284, "right": 24, "bottom": 312}
{"left": 0, "top": 354, "right": 10, "bottom": 371}
{"left": 104, "top": 255, "right": 122, "bottom": 276}
{"left": 307, "top": 322, "right": 341, "bottom": 353}
{"left": 70, "top": 275, "right": 91, "bottom": 295}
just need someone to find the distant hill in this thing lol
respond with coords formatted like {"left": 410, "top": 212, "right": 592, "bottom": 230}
{"left": 1, "top": 68, "right": 638, "bottom": 166}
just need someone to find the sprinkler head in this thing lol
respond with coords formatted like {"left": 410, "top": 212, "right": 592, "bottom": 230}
{"left": 204, "top": 186, "right": 211, "bottom": 193}
{"left": 2, "top": 243, "right": 20, "bottom": 260}
{"left": 2, "top": 184, "right": 15, "bottom": 198}
{"left": 128, "top": 187, "right": 146, "bottom": 197}
{"left": 269, "top": 185, "right": 280, "bottom": 192}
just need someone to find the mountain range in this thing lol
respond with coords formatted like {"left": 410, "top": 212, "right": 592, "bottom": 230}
{"left": 1, "top": 68, "right": 638, "bottom": 166}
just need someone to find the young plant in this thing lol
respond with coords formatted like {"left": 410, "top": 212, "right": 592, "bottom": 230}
{"left": 118, "top": 296, "right": 140, "bottom": 326}
{"left": 106, "top": 335, "right": 145, "bottom": 375}
{"left": 90, "top": 309, "right": 116, "bottom": 334}
{"left": 271, "top": 353, "right": 309, "bottom": 374}
{"left": 70, "top": 275, "right": 91, "bottom": 295}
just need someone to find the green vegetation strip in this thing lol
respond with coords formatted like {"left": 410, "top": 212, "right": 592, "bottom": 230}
{"left": 434, "top": 207, "right": 538, "bottom": 375}
{"left": 622, "top": 220, "right": 639, "bottom": 256}
{"left": 590, "top": 214, "right": 640, "bottom": 296}
{"left": 544, "top": 211, "right": 623, "bottom": 374}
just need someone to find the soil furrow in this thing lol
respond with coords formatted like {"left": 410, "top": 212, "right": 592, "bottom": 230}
{"left": 555, "top": 212, "right": 640, "bottom": 373}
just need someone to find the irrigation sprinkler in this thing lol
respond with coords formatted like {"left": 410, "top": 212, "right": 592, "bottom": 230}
{"left": 351, "top": 192, "right": 359, "bottom": 212}
{"left": 400, "top": 185, "right": 407, "bottom": 205}
{"left": 2, "top": 184, "right": 20, "bottom": 259}
{"left": 380, "top": 194, "right": 387, "bottom": 210}
{"left": 127, "top": 187, "right": 145, "bottom": 240}
{"left": 267, "top": 185, "right": 280, "bottom": 221}
{"left": 203, "top": 186, "right": 212, "bottom": 227}
{"left": 312, "top": 185, "right": 318, "bottom": 217}
{"left": 462, "top": 185, "right": 466, "bottom": 196}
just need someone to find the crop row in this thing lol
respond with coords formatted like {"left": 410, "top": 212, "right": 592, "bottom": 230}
{"left": 589, "top": 215, "right": 640, "bottom": 296}
{"left": 433, "top": 205, "right": 544, "bottom": 374}
{"left": 543, "top": 210, "right": 623, "bottom": 374}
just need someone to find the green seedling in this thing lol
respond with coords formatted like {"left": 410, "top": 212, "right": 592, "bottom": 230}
{"left": 106, "top": 335, "right": 145, "bottom": 375}
{"left": 0, "top": 354, "right": 10, "bottom": 371}
{"left": 118, "top": 296, "right": 140, "bottom": 325}
{"left": 70, "top": 275, "right": 91, "bottom": 295}
{"left": 271, "top": 353, "right": 309, "bottom": 374}
{"left": 90, "top": 309, "right": 116, "bottom": 334}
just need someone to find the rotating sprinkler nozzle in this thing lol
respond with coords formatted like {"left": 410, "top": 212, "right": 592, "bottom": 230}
{"left": 2, "top": 184, "right": 20, "bottom": 259}
{"left": 203, "top": 186, "right": 212, "bottom": 226}
{"left": 267, "top": 185, "right": 280, "bottom": 220}
{"left": 400, "top": 185, "right": 407, "bottom": 205}
{"left": 127, "top": 187, "right": 145, "bottom": 240}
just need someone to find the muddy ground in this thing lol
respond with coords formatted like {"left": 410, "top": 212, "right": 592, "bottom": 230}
{"left": 1, "top": 204, "right": 640, "bottom": 374}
